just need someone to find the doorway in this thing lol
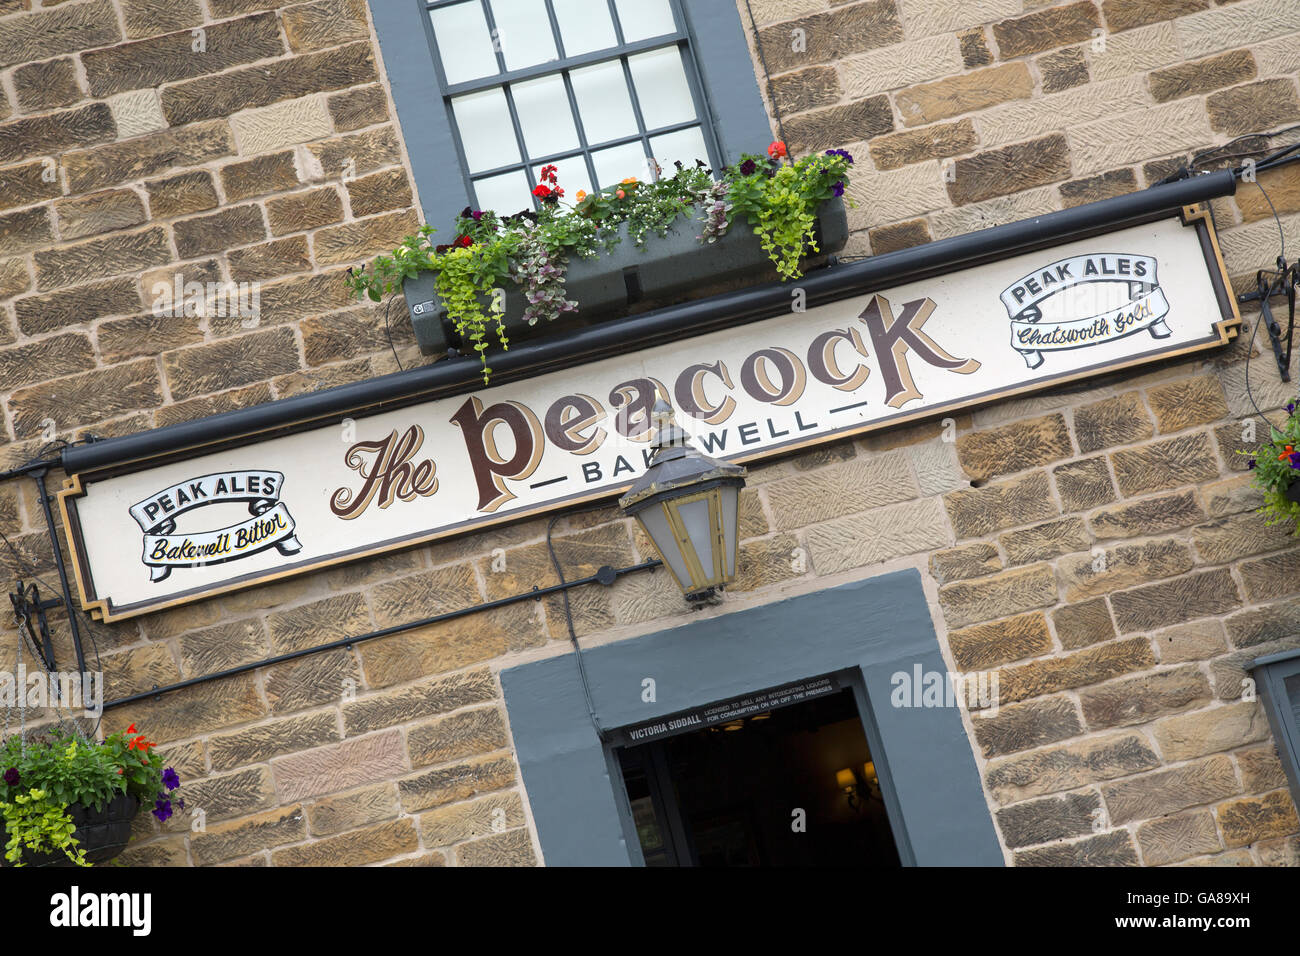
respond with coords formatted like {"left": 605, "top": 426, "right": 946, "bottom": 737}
{"left": 616, "top": 687, "right": 901, "bottom": 866}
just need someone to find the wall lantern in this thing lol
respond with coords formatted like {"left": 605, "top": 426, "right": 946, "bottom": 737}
{"left": 618, "top": 399, "right": 747, "bottom": 607}
{"left": 836, "top": 763, "right": 882, "bottom": 812}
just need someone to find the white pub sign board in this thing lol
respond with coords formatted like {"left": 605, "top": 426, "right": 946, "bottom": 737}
{"left": 61, "top": 207, "right": 1239, "bottom": 621}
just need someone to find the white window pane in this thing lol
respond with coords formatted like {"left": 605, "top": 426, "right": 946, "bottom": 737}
{"left": 452, "top": 88, "right": 521, "bottom": 172}
{"left": 429, "top": 2, "right": 498, "bottom": 85}
{"left": 553, "top": 0, "right": 617, "bottom": 56}
{"left": 513, "top": 74, "right": 579, "bottom": 158}
{"left": 590, "top": 140, "right": 649, "bottom": 189}
{"left": 649, "top": 126, "right": 709, "bottom": 171}
{"left": 489, "top": 0, "right": 558, "bottom": 71}
{"left": 570, "top": 60, "right": 637, "bottom": 144}
{"left": 532, "top": 156, "right": 591, "bottom": 201}
{"left": 473, "top": 169, "right": 532, "bottom": 215}
{"left": 628, "top": 46, "right": 695, "bottom": 129}
{"left": 614, "top": 0, "right": 676, "bottom": 42}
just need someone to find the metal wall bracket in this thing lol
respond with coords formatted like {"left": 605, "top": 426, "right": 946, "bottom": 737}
{"left": 9, "top": 581, "right": 59, "bottom": 672}
{"left": 1, "top": 460, "right": 90, "bottom": 678}
{"left": 1237, "top": 255, "right": 1297, "bottom": 381}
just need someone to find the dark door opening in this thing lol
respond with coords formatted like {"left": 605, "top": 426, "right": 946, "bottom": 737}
{"left": 617, "top": 687, "right": 901, "bottom": 866}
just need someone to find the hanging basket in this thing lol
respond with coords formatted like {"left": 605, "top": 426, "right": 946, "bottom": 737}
{"left": 0, "top": 792, "right": 139, "bottom": 867}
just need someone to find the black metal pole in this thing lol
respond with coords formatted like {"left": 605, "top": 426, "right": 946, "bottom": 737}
{"left": 0, "top": 456, "right": 62, "bottom": 483}
{"left": 102, "top": 558, "right": 661, "bottom": 710}
{"left": 31, "top": 469, "right": 87, "bottom": 675}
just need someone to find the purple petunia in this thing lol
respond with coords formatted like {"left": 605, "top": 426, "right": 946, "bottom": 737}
{"left": 824, "top": 148, "right": 855, "bottom": 165}
{"left": 3, "top": 768, "right": 18, "bottom": 786}
{"left": 151, "top": 798, "right": 172, "bottom": 823}
{"left": 162, "top": 767, "right": 180, "bottom": 791}
{"left": 1290, "top": 451, "right": 1300, "bottom": 468}
{"left": 832, "top": 180, "right": 845, "bottom": 197}
{"left": 1288, "top": 402, "right": 1296, "bottom": 414}
{"left": 1247, "top": 458, "right": 1257, "bottom": 469}
{"left": 739, "top": 159, "right": 757, "bottom": 176}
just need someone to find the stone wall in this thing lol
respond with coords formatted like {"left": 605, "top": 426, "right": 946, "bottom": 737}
{"left": 0, "top": 0, "right": 1298, "bottom": 866}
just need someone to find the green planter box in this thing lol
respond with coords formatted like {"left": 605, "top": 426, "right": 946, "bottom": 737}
{"left": 403, "top": 198, "right": 850, "bottom": 356}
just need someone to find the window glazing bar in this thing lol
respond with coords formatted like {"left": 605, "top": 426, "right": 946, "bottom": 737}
{"left": 443, "top": 33, "right": 687, "bottom": 96}
{"left": 468, "top": 120, "right": 699, "bottom": 182}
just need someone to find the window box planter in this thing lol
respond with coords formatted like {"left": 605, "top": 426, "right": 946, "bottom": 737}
{"left": 0, "top": 793, "right": 138, "bottom": 867}
{"left": 404, "top": 197, "right": 849, "bottom": 357}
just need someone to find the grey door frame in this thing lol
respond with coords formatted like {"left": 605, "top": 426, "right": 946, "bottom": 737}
{"left": 500, "top": 568, "right": 1004, "bottom": 866}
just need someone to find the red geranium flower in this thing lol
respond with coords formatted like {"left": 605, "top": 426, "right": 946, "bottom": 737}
{"left": 768, "top": 140, "right": 787, "bottom": 159}
{"left": 539, "top": 164, "right": 558, "bottom": 184}
{"left": 456, "top": 235, "right": 473, "bottom": 248}
{"left": 533, "top": 184, "right": 552, "bottom": 198}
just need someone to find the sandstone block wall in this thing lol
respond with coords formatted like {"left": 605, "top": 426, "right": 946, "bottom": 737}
{"left": 0, "top": 0, "right": 1298, "bottom": 865}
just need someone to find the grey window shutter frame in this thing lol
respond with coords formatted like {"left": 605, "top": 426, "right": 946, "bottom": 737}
{"left": 368, "top": 0, "right": 775, "bottom": 234}
{"left": 1250, "top": 648, "right": 1300, "bottom": 807}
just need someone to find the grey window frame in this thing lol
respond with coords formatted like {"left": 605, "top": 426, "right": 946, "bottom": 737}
{"left": 370, "top": 0, "right": 774, "bottom": 229}
{"left": 500, "top": 570, "right": 1005, "bottom": 867}
{"left": 1251, "top": 648, "right": 1300, "bottom": 807}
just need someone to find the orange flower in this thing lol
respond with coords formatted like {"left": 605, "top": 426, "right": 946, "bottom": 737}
{"left": 575, "top": 189, "right": 587, "bottom": 201}
{"left": 616, "top": 189, "right": 625, "bottom": 199}
{"left": 620, "top": 177, "right": 637, "bottom": 185}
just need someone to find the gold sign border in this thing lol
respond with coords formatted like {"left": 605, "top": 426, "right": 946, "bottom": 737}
{"left": 59, "top": 204, "right": 1241, "bottom": 622}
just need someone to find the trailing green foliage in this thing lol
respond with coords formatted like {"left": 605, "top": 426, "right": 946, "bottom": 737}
{"left": 345, "top": 144, "right": 854, "bottom": 383}
{"left": 1241, "top": 401, "right": 1300, "bottom": 533}
{"left": 1, "top": 788, "right": 87, "bottom": 867}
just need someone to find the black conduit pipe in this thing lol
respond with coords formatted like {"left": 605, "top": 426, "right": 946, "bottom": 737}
{"left": 102, "top": 558, "right": 660, "bottom": 710}
{"left": 62, "top": 170, "right": 1237, "bottom": 477}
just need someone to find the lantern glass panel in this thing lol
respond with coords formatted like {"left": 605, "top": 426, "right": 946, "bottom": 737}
{"left": 675, "top": 494, "right": 715, "bottom": 584}
{"left": 636, "top": 504, "right": 692, "bottom": 590}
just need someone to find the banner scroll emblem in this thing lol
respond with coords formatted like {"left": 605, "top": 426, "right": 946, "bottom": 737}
{"left": 128, "top": 471, "right": 302, "bottom": 582}
{"left": 1000, "top": 253, "right": 1172, "bottom": 369}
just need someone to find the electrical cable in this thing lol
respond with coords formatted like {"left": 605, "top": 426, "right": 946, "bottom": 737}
{"left": 1151, "top": 124, "right": 1300, "bottom": 185}
{"left": 1190, "top": 124, "right": 1300, "bottom": 171}
{"left": 1256, "top": 176, "right": 1286, "bottom": 267}
{"left": 383, "top": 294, "right": 404, "bottom": 372}
{"left": 546, "top": 502, "right": 631, "bottom": 743}
{"left": 1238, "top": 176, "right": 1297, "bottom": 435}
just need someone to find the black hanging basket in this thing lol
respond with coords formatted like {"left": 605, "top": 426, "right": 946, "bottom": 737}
{"left": 1286, "top": 477, "right": 1300, "bottom": 504}
{"left": 0, "top": 792, "right": 139, "bottom": 867}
